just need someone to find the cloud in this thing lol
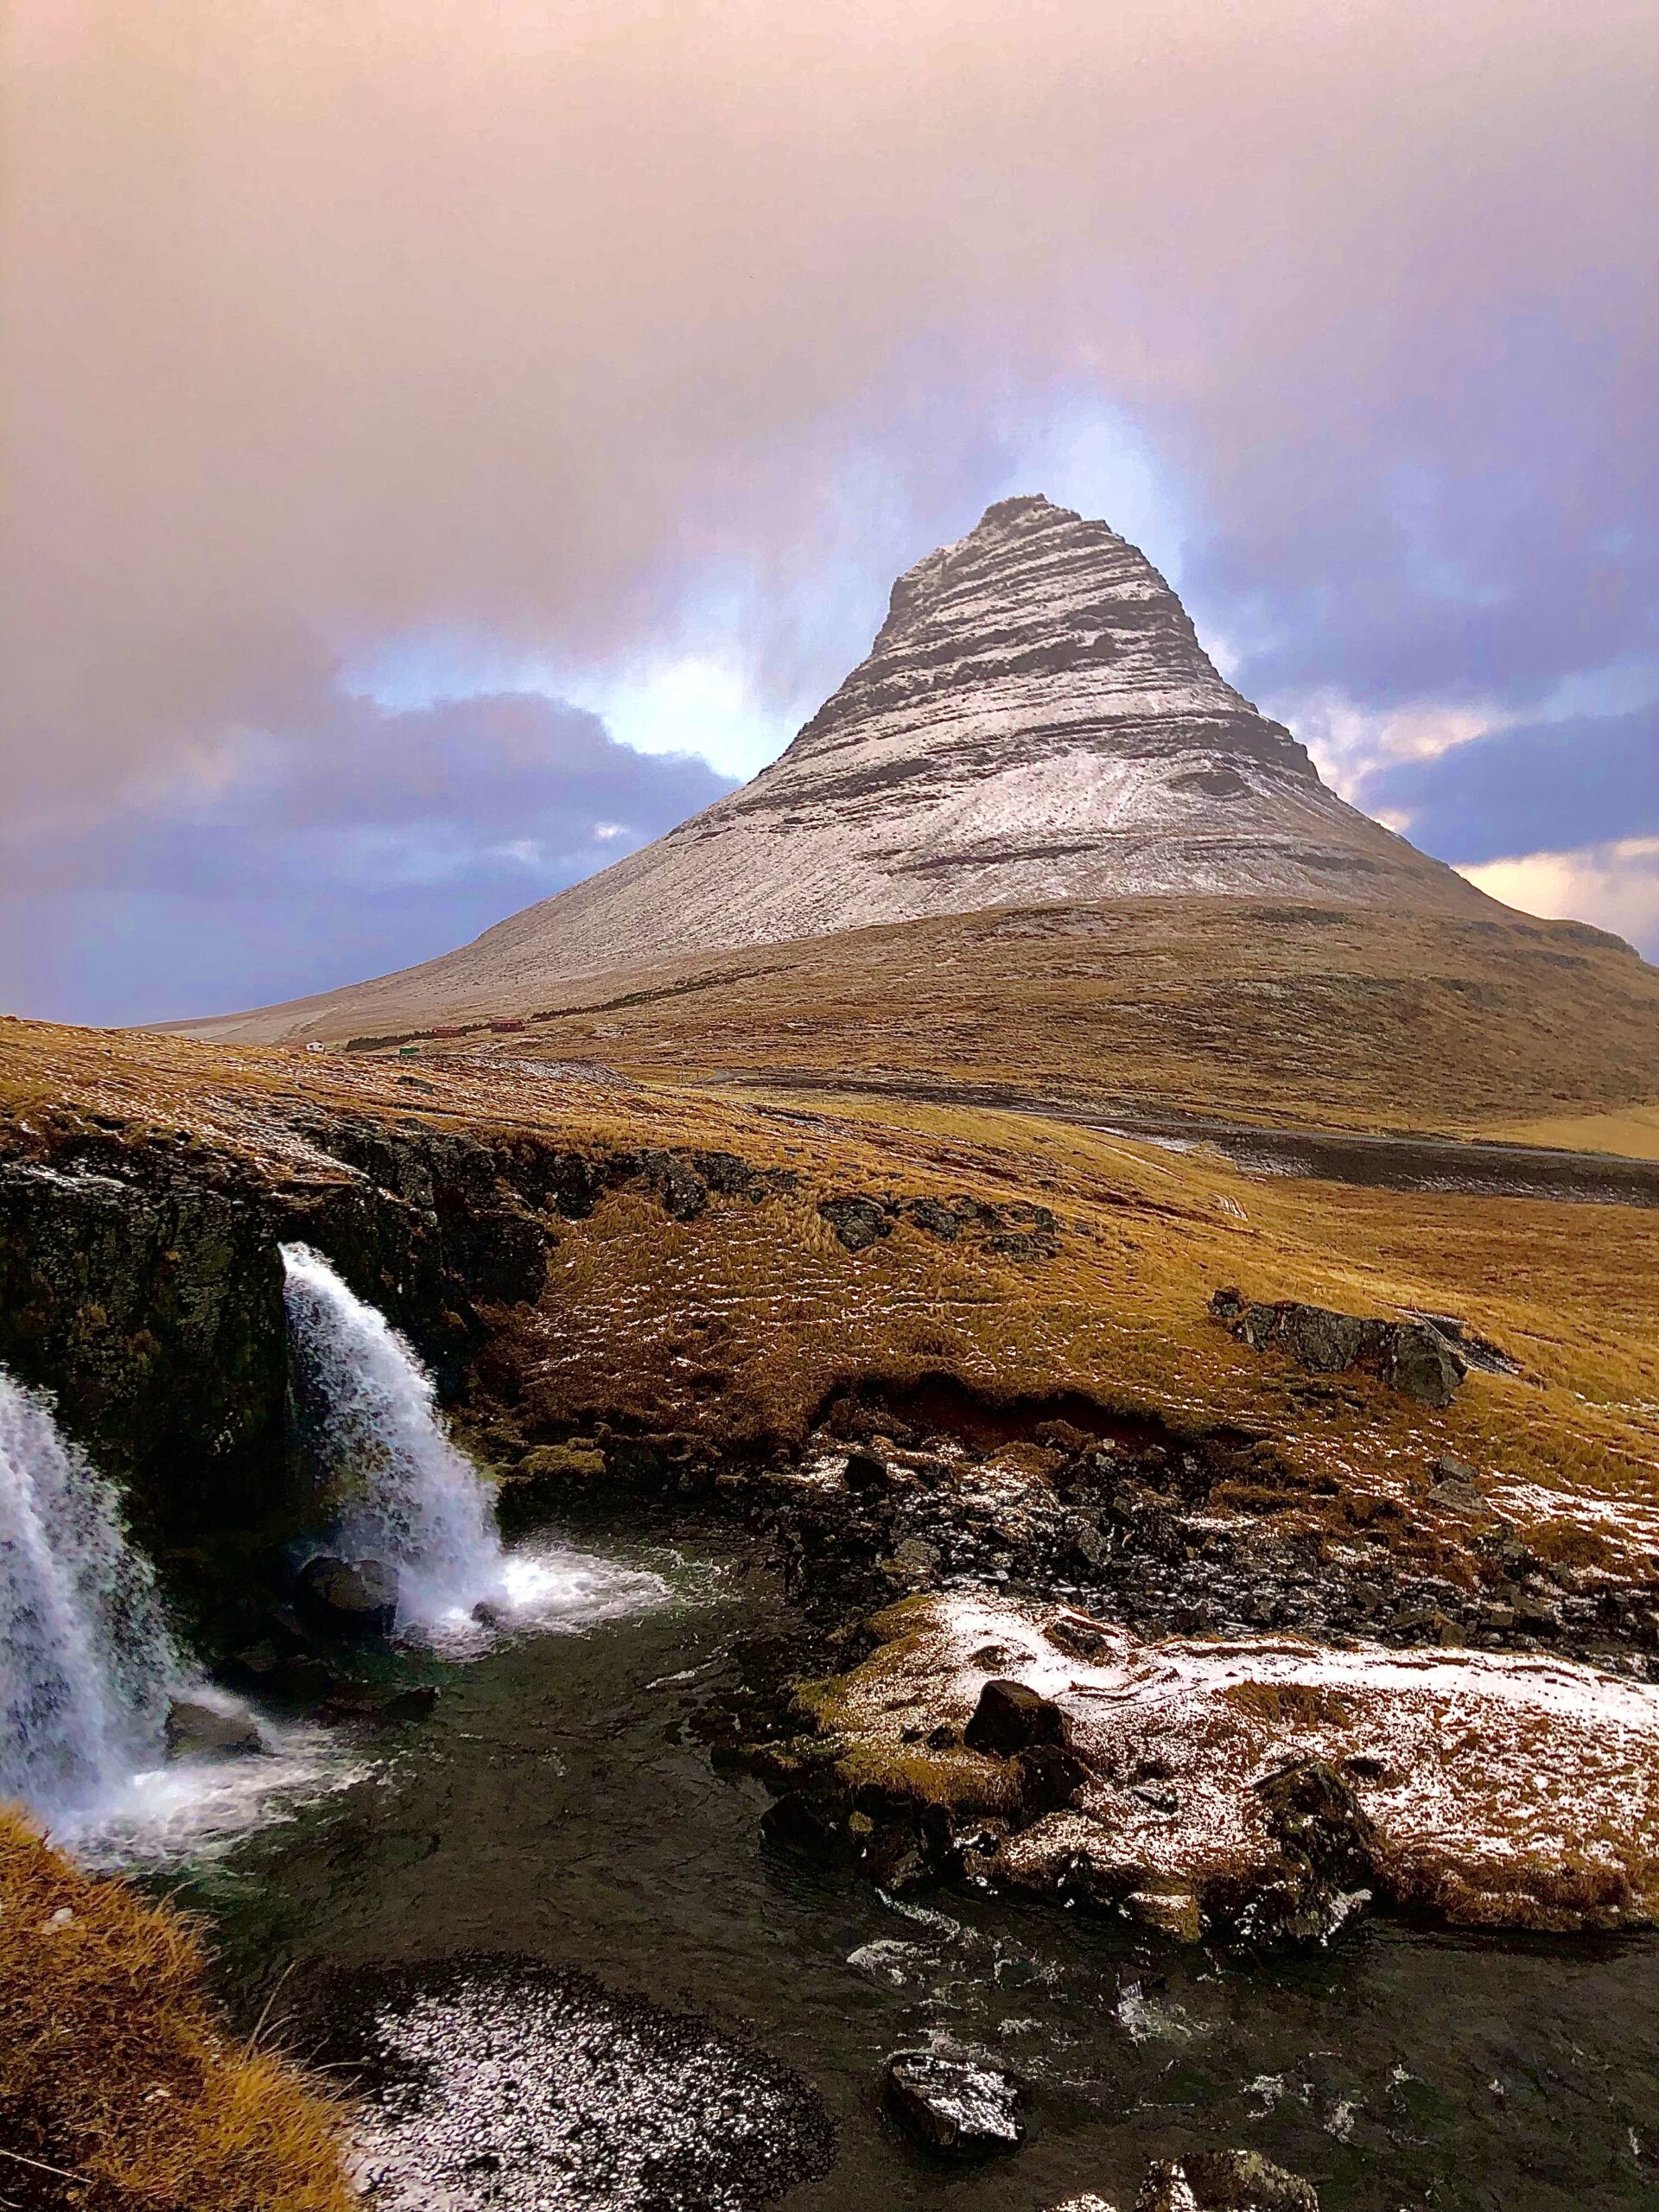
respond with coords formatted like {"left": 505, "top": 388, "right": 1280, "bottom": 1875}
{"left": 0, "top": 691, "right": 732, "bottom": 1024}
{"left": 1460, "top": 839, "right": 1659, "bottom": 959}
{"left": 1362, "top": 705, "right": 1659, "bottom": 865}
{"left": 3, "top": 0, "right": 1656, "bottom": 1013}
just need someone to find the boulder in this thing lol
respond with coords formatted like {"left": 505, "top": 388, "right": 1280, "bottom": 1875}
{"left": 1136, "top": 2150, "right": 1319, "bottom": 2210}
{"left": 295, "top": 1553, "right": 398, "bottom": 1638}
{"left": 843, "top": 1448, "right": 891, "bottom": 1493}
{"left": 880, "top": 2045, "right": 1024, "bottom": 2158}
{"left": 963, "top": 1677, "right": 1070, "bottom": 1757}
{"left": 1382, "top": 1322, "right": 1466, "bottom": 1408}
{"left": 1210, "top": 1290, "right": 1466, "bottom": 1406}
{"left": 819, "top": 1196, "right": 891, "bottom": 1251}
{"left": 164, "top": 1693, "right": 267, "bottom": 1758}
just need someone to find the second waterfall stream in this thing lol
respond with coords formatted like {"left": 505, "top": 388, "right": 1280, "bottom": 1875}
{"left": 280, "top": 1243, "right": 658, "bottom": 1648}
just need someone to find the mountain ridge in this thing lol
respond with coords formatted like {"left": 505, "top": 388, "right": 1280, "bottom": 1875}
{"left": 176, "top": 493, "right": 1506, "bottom": 1042}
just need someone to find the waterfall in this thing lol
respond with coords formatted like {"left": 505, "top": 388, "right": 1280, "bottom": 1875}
{"left": 0, "top": 1370, "right": 177, "bottom": 1827}
{"left": 282, "top": 1243, "right": 510, "bottom": 1636}
{"left": 281, "top": 1243, "right": 664, "bottom": 1648}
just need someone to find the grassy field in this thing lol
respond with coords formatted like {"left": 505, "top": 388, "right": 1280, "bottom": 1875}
{"left": 7, "top": 1017, "right": 1656, "bottom": 1581}
{"left": 176, "top": 897, "right": 1659, "bottom": 1141}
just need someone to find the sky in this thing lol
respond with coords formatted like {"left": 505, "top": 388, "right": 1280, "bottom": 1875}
{"left": 2, "top": 0, "right": 1655, "bottom": 1024}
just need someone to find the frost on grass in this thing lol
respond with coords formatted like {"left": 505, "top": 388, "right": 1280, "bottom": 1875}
{"left": 805, "top": 1593, "right": 1659, "bottom": 1937}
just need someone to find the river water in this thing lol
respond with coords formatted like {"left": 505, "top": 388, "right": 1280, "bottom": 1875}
{"left": 159, "top": 1507, "right": 1659, "bottom": 2212}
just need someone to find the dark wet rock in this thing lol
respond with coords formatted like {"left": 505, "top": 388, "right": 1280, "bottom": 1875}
{"left": 1210, "top": 1289, "right": 1466, "bottom": 1406}
{"left": 819, "top": 1195, "right": 892, "bottom": 1250}
{"left": 315, "top": 1682, "right": 440, "bottom": 1726}
{"left": 880, "top": 2044, "right": 1025, "bottom": 2158}
{"left": 0, "top": 1154, "right": 289, "bottom": 1566}
{"left": 843, "top": 1448, "right": 891, "bottom": 1493}
{"left": 963, "top": 1677, "right": 1071, "bottom": 1757}
{"left": 760, "top": 1789, "right": 842, "bottom": 1855}
{"left": 1136, "top": 2149, "right": 1319, "bottom": 2210}
{"left": 1234, "top": 1757, "right": 1377, "bottom": 1947}
{"left": 296, "top": 1553, "right": 398, "bottom": 1638}
{"left": 164, "top": 1693, "right": 267, "bottom": 1758}
{"left": 1014, "top": 1741, "right": 1089, "bottom": 1814}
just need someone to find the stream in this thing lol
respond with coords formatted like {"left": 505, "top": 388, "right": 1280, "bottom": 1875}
{"left": 160, "top": 1506, "right": 1659, "bottom": 2212}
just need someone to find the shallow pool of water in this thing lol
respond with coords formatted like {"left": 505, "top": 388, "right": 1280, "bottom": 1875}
{"left": 173, "top": 1514, "right": 1659, "bottom": 2210}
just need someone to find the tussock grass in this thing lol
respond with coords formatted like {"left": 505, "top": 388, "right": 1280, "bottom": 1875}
{"left": 175, "top": 895, "right": 1659, "bottom": 1136}
{"left": 0, "top": 1813, "right": 353, "bottom": 2212}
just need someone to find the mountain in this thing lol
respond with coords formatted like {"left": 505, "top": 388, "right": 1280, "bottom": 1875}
{"left": 181, "top": 493, "right": 1498, "bottom": 1043}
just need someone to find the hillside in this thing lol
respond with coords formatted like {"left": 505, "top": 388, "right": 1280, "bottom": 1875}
{"left": 169, "top": 897, "right": 1659, "bottom": 1141}
{"left": 5, "top": 1015, "right": 1657, "bottom": 1603}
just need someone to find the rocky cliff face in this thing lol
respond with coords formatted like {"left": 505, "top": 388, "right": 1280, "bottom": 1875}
{"left": 181, "top": 495, "right": 1489, "bottom": 1041}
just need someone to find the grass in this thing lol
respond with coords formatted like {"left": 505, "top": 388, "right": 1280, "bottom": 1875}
{"left": 4, "top": 1014, "right": 1657, "bottom": 1588}
{"left": 168, "top": 894, "right": 1659, "bottom": 1138}
{"left": 0, "top": 1814, "right": 353, "bottom": 2212}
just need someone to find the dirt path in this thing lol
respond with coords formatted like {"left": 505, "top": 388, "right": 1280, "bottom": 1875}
{"left": 714, "top": 1068, "right": 1659, "bottom": 1207}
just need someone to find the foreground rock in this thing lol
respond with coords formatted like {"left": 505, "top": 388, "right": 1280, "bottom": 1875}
{"left": 1210, "top": 1289, "right": 1467, "bottom": 1406}
{"left": 1044, "top": 2151, "right": 1319, "bottom": 2212}
{"left": 791, "top": 1593, "right": 1659, "bottom": 1939}
{"left": 296, "top": 1554, "right": 399, "bottom": 1638}
{"left": 164, "top": 1692, "right": 267, "bottom": 1758}
{"left": 880, "top": 2044, "right": 1024, "bottom": 2158}
{"left": 1136, "top": 2151, "right": 1319, "bottom": 2210}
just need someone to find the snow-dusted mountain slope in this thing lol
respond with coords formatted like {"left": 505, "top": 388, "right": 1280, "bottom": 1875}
{"left": 180, "top": 495, "right": 1491, "bottom": 1039}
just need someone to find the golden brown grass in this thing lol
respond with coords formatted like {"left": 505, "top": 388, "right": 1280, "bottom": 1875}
{"left": 4, "top": 1014, "right": 1658, "bottom": 1583}
{"left": 1484, "top": 1104, "right": 1659, "bottom": 1160}
{"left": 0, "top": 1813, "right": 353, "bottom": 2212}
{"left": 169, "top": 894, "right": 1659, "bottom": 1138}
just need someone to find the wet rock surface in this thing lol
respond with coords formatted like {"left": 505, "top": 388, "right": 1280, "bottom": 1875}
{"left": 1135, "top": 2151, "right": 1319, "bottom": 2211}
{"left": 880, "top": 2044, "right": 1025, "bottom": 2158}
{"left": 296, "top": 1553, "right": 398, "bottom": 1638}
{"left": 164, "top": 1693, "right": 268, "bottom": 1758}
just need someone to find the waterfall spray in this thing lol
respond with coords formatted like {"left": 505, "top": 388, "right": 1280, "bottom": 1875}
{"left": 0, "top": 1370, "right": 178, "bottom": 1827}
{"left": 282, "top": 1243, "right": 509, "bottom": 1634}
{"left": 281, "top": 1243, "right": 664, "bottom": 1647}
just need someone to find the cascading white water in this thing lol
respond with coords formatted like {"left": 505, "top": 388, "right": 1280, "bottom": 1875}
{"left": 0, "top": 1370, "right": 177, "bottom": 1827}
{"left": 281, "top": 1243, "right": 664, "bottom": 1649}
{"left": 282, "top": 1243, "right": 509, "bottom": 1636}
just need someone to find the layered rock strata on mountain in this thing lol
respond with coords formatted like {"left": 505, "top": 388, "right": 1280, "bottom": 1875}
{"left": 186, "top": 494, "right": 1487, "bottom": 1038}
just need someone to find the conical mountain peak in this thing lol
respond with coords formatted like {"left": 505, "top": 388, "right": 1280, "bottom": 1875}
{"left": 181, "top": 498, "right": 1492, "bottom": 1036}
